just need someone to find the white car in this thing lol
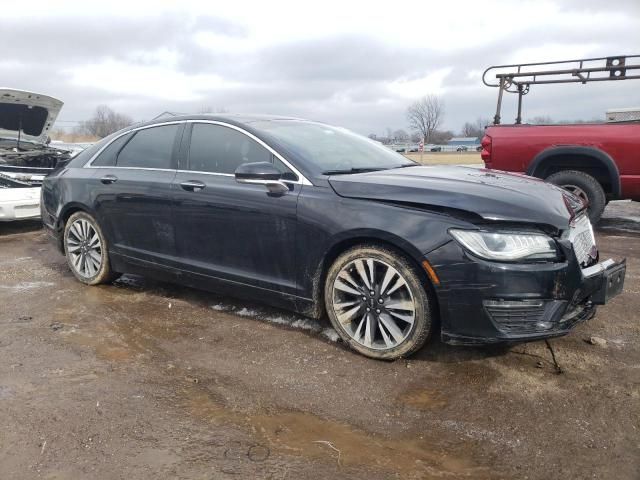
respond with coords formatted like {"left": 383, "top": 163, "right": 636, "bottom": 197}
{"left": 0, "top": 184, "right": 42, "bottom": 221}
{"left": 0, "top": 88, "right": 78, "bottom": 221}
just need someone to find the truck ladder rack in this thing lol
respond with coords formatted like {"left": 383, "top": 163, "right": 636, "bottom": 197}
{"left": 482, "top": 55, "right": 640, "bottom": 125}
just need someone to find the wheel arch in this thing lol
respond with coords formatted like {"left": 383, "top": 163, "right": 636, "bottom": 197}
{"left": 309, "top": 229, "right": 439, "bottom": 322}
{"left": 54, "top": 203, "right": 98, "bottom": 254}
{"left": 526, "top": 146, "right": 621, "bottom": 198}
{"left": 57, "top": 202, "right": 97, "bottom": 230}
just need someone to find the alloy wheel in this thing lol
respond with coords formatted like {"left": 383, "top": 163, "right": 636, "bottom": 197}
{"left": 66, "top": 218, "right": 103, "bottom": 279}
{"left": 331, "top": 258, "right": 416, "bottom": 350}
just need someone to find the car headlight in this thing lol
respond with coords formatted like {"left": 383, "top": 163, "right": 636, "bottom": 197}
{"left": 449, "top": 229, "right": 557, "bottom": 261}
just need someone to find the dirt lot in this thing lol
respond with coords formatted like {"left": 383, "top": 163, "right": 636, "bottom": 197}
{"left": 403, "top": 152, "right": 481, "bottom": 165}
{"left": 1, "top": 203, "right": 639, "bottom": 480}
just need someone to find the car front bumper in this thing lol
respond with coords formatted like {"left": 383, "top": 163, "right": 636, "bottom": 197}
{"left": 0, "top": 187, "right": 42, "bottom": 221}
{"left": 426, "top": 239, "right": 626, "bottom": 345}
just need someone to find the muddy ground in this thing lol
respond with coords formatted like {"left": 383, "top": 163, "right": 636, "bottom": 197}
{"left": 0, "top": 202, "right": 638, "bottom": 480}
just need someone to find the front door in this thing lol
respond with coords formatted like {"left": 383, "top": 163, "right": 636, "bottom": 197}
{"left": 172, "top": 122, "right": 301, "bottom": 295}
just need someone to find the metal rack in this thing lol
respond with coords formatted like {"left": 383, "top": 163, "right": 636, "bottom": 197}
{"left": 482, "top": 55, "right": 640, "bottom": 125}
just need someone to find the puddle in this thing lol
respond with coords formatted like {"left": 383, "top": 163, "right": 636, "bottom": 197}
{"left": 186, "top": 389, "right": 490, "bottom": 478}
{"left": 0, "top": 385, "right": 15, "bottom": 399}
{"left": 398, "top": 388, "right": 448, "bottom": 410}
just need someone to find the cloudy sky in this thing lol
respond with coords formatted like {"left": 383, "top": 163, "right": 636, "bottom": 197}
{"left": 2, "top": 0, "right": 639, "bottom": 135}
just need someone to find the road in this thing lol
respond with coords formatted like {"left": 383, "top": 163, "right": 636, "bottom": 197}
{"left": 0, "top": 202, "right": 638, "bottom": 479}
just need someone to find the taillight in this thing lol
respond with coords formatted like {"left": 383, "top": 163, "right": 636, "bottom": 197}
{"left": 480, "top": 135, "right": 492, "bottom": 164}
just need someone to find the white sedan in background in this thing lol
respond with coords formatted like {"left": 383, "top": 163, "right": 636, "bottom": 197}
{"left": 0, "top": 88, "right": 88, "bottom": 221}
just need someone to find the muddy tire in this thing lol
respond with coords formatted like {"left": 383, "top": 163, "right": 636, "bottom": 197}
{"left": 324, "top": 245, "right": 433, "bottom": 360}
{"left": 546, "top": 170, "right": 606, "bottom": 223}
{"left": 63, "top": 211, "right": 119, "bottom": 285}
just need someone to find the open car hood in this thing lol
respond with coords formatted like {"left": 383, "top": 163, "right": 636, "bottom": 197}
{"left": 328, "top": 165, "right": 581, "bottom": 230}
{"left": 0, "top": 88, "right": 64, "bottom": 145}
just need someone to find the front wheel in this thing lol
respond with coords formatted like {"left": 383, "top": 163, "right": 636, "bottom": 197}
{"left": 324, "top": 245, "right": 433, "bottom": 360}
{"left": 546, "top": 170, "right": 606, "bottom": 223}
{"left": 63, "top": 211, "right": 119, "bottom": 285}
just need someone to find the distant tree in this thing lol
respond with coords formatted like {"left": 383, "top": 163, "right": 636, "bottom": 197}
{"left": 410, "top": 131, "right": 422, "bottom": 143}
{"left": 430, "top": 130, "right": 454, "bottom": 144}
{"left": 407, "top": 95, "right": 444, "bottom": 143}
{"left": 461, "top": 117, "right": 490, "bottom": 137}
{"left": 368, "top": 133, "right": 377, "bottom": 140}
{"left": 393, "top": 129, "right": 409, "bottom": 142}
{"left": 527, "top": 115, "right": 554, "bottom": 125}
{"left": 79, "top": 105, "right": 134, "bottom": 138}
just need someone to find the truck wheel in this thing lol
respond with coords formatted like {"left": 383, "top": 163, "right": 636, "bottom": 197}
{"left": 546, "top": 170, "right": 606, "bottom": 223}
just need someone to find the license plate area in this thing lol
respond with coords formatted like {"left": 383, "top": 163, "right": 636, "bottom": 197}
{"left": 591, "top": 262, "right": 626, "bottom": 305}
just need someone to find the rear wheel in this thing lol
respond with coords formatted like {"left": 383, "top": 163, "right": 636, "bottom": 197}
{"left": 63, "top": 212, "right": 119, "bottom": 285}
{"left": 546, "top": 170, "right": 606, "bottom": 223}
{"left": 324, "top": 245, "right": 433, "bottom": 360}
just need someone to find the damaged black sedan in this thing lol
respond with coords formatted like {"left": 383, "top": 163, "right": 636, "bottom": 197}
{"left": 41, "top": 115, "right": 626, "bottom": 359}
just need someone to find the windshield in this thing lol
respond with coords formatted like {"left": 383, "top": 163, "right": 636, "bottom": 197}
{"left": 251, "top": 120, "right": 415, "bottom": 174}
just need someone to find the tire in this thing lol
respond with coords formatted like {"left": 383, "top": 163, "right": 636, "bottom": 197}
{"left": 546, "top": 170, "right": 606, "bottom": 223}
{"left": 324, "top": 245, "right": 433, "bottom": 360}
{"left": 63, "top": 211, "right": 119, "bottom": 285}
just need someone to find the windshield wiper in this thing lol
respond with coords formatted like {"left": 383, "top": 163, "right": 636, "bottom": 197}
{"left": 321, "top": 167, "right": 388, "bottom": 175}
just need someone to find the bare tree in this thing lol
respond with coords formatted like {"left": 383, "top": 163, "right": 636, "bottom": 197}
{"left": 461, "top": 117, "right": 490, "bottom": 137}
{"left": 79, "top": 105, "right": 134, "bottom": 138}
{"left": 527, "top": 115, "right": 553, "bottom": 125}
{"left": 430, "top": 130, "right": 454, "bottom": 145}
{"left": 393, "top": 129, "right": 409, "bottom": 142}
{"left": 406, "top": 95, "right": 444, "bottom": 143}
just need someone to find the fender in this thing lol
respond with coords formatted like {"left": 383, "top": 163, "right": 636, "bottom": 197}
{"left": 56, "top": 201, "right": 97, "bottom": 230}
{"left": 527, "top": 146, "right": 621, "bottom": 198}
{"left": 323, "top": 228, "right": 428, "bottom": 267}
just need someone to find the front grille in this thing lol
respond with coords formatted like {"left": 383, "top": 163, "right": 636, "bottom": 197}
{"left": 568, "top": 214, "right": 597, "bottom": 267}
{"left": 484, "top": 299, "right": 547, "bottom": 334}
{"left": 484, "top": 298, "right": 595, "bottom": 336}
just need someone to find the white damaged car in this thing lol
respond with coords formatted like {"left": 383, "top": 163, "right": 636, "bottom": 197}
{"left": 0, "top": 89, "right": 81, "bottom": 221}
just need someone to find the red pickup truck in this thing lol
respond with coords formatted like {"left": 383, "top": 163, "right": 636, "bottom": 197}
{"left": 481, "top": 55, "right": 640, "bottom": 222}
{"left": 481, "top": 122, "right": 640, "bottom": 222}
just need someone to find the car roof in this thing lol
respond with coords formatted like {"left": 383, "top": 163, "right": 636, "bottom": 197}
{"left": 134, "top": 113, "right": 313, "bottom": 130}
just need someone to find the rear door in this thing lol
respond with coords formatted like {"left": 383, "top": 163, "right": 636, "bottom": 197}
{"left": 172, "top": 121, "right": 301, "bottom": 295}
{"left": 89, "top": 122, "right": 184, "bottom": 265}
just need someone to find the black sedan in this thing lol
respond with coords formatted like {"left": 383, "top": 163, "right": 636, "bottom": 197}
{"left": 41, "top": 115, "right": 626, "bottom": 359}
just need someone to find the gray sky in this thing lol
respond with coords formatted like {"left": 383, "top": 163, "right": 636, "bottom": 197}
{"left": 2, "top": 0, "right": 639, "bottom": 135}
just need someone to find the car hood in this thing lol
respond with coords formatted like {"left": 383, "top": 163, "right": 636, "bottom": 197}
{"left": 0, "top": 88, "right": 64, "bottom": 145}
{"left": 328, "top": 165, "right": 578, "bottom": 230}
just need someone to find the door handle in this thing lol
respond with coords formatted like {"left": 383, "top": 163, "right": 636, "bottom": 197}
{"left": 100, "top": 175, "right": 118, "bottom": 184}
{"left": 180, "top": 180, "right": 206, "bottom": 192}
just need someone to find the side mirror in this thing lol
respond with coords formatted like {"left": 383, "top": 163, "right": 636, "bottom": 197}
{"left": 234, "top": 162, "right": 289, "bottom": 194}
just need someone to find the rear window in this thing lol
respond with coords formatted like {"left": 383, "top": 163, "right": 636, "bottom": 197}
{"left": 117, "top": 124, "right": 179, "bottom": 169}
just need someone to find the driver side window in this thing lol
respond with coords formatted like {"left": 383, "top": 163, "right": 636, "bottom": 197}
{"left": 188, "top": 123, "right": 272, "bottom": 174}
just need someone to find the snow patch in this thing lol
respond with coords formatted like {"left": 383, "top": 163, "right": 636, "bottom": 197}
{"left": 210, "top": 302, "right": 339, "bottom": 342}
{"left": 0, "top": 281, "right": 55, "bottom": 291}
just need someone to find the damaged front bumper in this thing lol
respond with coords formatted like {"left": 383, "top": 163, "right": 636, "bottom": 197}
{"left": 427, "top": 240, "right": 626, "bottom": 345}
